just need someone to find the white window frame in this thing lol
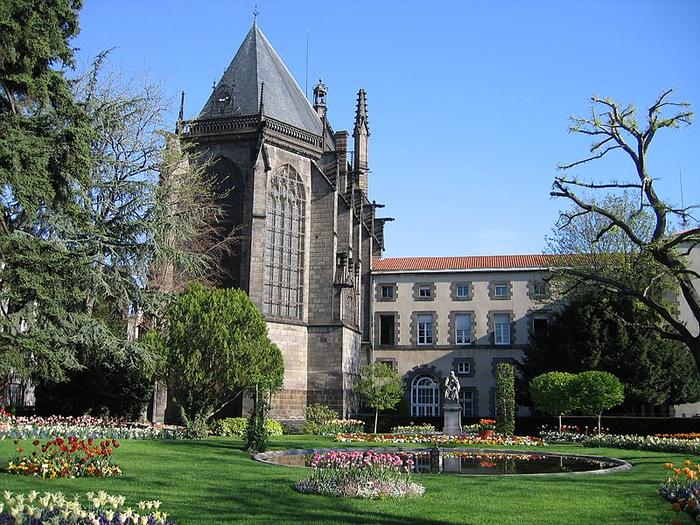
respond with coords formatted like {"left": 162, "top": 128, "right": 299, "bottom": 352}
{"left": 456, "top": 284, "right": 470, "bottom": 298}
{"left": 455, "top": 313, "right": 472, "bottom": 344}
{"left": 456, "top": 361, "right": 471, "bottom": 375}
{"left": 411, "top": 374, "right": 439, "bottom": 417}
{"left": 494, "top": 313, "right": 511, "bottom": 345}
{"left": 380, "top": 285, "right": 394, "bottom": 299}
{"left": 533, "top": 281, "right": 546, "bottom": 296}
{"left": 494, "top": 284, "right": 508, "bottom": 298}
{"left": 417, "top": 314, "right": 433, "bottom": 345}
{"left": 418, "top": 286, "right": 432, "bottom": 298}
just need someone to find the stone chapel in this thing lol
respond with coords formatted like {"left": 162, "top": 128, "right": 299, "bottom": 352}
{"left": 180, "top": 22, "right": 390, "bottom": 420}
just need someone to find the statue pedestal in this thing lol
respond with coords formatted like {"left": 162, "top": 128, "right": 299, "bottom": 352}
{"left": 443, "top": 402, "right": 462, "bottom": 436}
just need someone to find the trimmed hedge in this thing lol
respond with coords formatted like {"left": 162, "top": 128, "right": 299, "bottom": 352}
{"left": 517, "top": 416, "right": 700, "bottom": 437}
{"left": 210, "top": 418, "right": 283, "bottom": 437}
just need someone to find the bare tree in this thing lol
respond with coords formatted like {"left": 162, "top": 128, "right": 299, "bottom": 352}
{"left": 551, "top": 89, "right": 700, "bottom": 369}
{"left": 149, "top": 136, "right": 239, "bottom": 298}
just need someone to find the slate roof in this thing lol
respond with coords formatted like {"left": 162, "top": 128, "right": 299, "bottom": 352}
{"left": 198, "top": 23, "right": 323, "bottom": 135}
{"left": 372, "top": 254, "right": 567, "bottom": 272}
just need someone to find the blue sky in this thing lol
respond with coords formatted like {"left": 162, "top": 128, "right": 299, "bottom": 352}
{"left": 74, "top": 0, "right": 700, "bottom": 257}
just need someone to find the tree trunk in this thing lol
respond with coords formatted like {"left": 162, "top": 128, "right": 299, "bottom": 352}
{"left": 689, "top": 339, "right": 700, "bottom": 377}
{"left": 374, "top": 408, "right": 379, "bottom": 434}
{"left": 597, "top": 413, "right": 602, "bottom": 434}
{"left": 558, "top": 414, "right": 562, "bottom": 432}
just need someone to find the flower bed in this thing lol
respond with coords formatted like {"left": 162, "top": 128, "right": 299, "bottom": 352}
{"left": 305, "top": 419, "right": 365, "bottom": 435}
{"left": 538, "top": 425, "right": 608, "bottom": 443}
{"left": 335, "top": 433, "right": 546, "bottom": 447}
{"left": 7, "top": 437, "right": 122, "bottom": 478}
{"left": 0, "top": 415, "right": 180, "bottom": 440}
{"left": 391, "top": 423, "right": 436, "bottom": 435}
{"left": 1, "top": 490, "right": 175, "bottom": 524}
{"left": 295, "top": 450, "right": 424, "bottom": 499}
{"left": 584, "top": 434, "right": 700, "bottom": 455}
{"left": 656, "top": 433, "right": 700, "bottom": 440}
{"left": 660, "top": 460, "right": 700, "bottom": 523}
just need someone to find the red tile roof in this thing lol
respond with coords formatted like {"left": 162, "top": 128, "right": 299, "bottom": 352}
{"left": 372, "top": 254, "right": 566, "bottom": 272}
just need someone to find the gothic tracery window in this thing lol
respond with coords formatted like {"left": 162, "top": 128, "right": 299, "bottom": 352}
{"left": 263, "top": 164, "right": 305, "bottom": 319}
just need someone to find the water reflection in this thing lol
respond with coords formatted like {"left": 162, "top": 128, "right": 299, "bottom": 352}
{"left": 262, "top": 449, "right": 619, "bottom": 475}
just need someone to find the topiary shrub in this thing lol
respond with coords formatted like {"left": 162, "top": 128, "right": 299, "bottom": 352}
{"left": 530, "top": 371, "right": 578, "bottom": 431}
{"left": 495, "top": 363, "right": 515, "bottom": 436}
{"left": 572, "top": 371, "right": 624, "bottom": 434}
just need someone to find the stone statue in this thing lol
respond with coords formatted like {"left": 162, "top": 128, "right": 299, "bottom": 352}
{"left": 444, "top": 371, "right": 460, "bottom": 403}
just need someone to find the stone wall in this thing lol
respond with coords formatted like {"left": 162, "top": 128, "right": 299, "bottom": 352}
{"left": 307, "top": 163, "right": 337, "bottom": 324}
{"left": 267, "top": 321, "right": 308, "bottom": 419}
{"left": 307, "top": 325, "right": 344, "bottom": 414}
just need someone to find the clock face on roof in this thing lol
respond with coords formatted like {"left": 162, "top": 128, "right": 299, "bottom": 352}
{"left": 214, "top": 87, "right": 232, "bottom": 111}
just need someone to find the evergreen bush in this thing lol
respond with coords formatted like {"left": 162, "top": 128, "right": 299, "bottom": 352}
{"left": 495, "top": 363, "right": 515, "bottom": 436}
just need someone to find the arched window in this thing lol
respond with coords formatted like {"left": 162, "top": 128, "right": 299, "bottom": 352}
{"left": 263, "top": 164, "right": 305, "bottom": 319}
{"left": 411, "top": 374, "right": 440, "bottom": 417}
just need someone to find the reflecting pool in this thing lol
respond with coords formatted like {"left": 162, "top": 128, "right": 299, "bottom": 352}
{"left": 255, "top": 448, "right": 631, "bottom": 476}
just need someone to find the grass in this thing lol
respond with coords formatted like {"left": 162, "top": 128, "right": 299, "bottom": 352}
{"left": 0, "top": 435, "right": 688, "bottom": 524}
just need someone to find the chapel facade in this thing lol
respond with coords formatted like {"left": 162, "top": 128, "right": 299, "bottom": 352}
{"left": 180, "top": 22, "right": 390, "bottom": 419}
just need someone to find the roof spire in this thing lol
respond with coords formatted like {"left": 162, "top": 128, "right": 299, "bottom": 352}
{"left": 195, "top": 24, "right": 323, "bottom": 134}
{"left": 178, "top": 91, "right": 185, "bottom": 122}
{"left": 353, "top": 89, "right": 369, "bottom": 136}
{"left": 353, "top": 89, "right": 370, "bottom": 194}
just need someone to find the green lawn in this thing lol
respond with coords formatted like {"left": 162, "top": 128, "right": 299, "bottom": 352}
{"left": 0, "top": 436, "right": 687, "bottom": 524}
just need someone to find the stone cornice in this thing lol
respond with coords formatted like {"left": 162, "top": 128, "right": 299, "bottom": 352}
{"left": 181, "top": 114, "right": 323, "bottom": 157}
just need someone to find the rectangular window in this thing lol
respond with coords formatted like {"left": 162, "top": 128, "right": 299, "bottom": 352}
{"left": 456, "top": 361, "right": 471, "bottom": 375}
{"left": 494, "top": 313, "right": 511, "bottom": 345}
{"left": 418, "top": 286, "right": 432, "bottom": 298}
{"left": 456, "top": 284, "right": 470, "bottom": 298}
{"left": 381, "top": 285, "right": 394, "bottom": 299}
{"left": 494, "top": 284, "right": 508, "bottom": 298}
{"left": 533, "top": 281, "right": 546, "bottom": 296}
{"left": 459, "top": 390, "right": 473, "bottom": 417}
{"left": 533, "top": 317, "right": 548, "bottom": 337}
{"left": 379, "top": 314, "right": 396, "bottom": 345}
{"left": 455, "top": 314, "right": 472, "bottom": 344}
{"left": 417, "top": 314, "right": 433, "bottom": 345}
